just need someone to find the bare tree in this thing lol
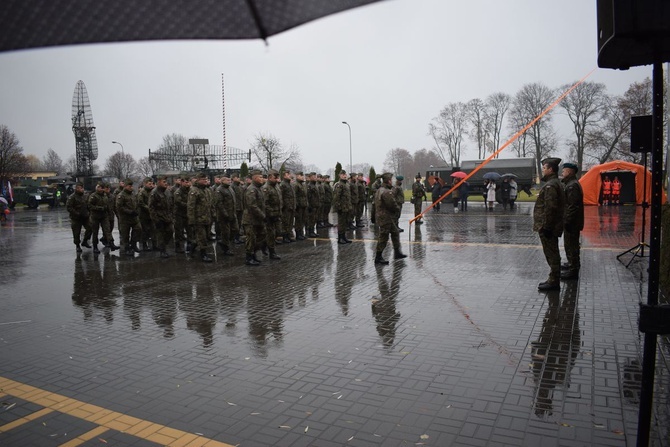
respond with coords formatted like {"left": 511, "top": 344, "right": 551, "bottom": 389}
{"left": 429, "top": 102, "right": 468, "bottom": 167}
{"left": 485, "top": 92, "right": 512, "bottom": 158}
{"left": 250, "top": 133, "right": 299, "bottom": 172}
{"left": 150, "top": 133, "right": 190, "bottom": 171}
{"left": 466, "top": 98, "right": 488, "bottom": 159}
{"left": 137, "top": 156, "right": 169, "bottom": 178}
{"left": 507, "top": 105, "right": 532, "bottom": 158}
{"left": 0, "top": 124, "right": 30, "bottom": 182}
{"left": 63, "top": 154, "right": 77, "bottom": 175}
{"left": 512, "top": 83, "right": 557, "bottom": 175}
{"left": 559, "top": 81, "right": 608, "bottom": 171}
{"left": 104, "top": 151, "right": 137, "bottom": 180}
{"left": 383, "top": 148, "right": 412, "bottom": 180}
{"left": 42, "top": 148, "right": 64, "bottom": 174}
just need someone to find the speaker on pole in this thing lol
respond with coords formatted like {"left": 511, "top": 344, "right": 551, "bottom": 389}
{"left": 630, "top": 115, "right": 652, "bottom": 153}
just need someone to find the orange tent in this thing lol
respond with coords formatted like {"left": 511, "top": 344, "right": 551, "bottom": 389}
{"left": 579, "top": 160, "right": 666, "bottom": 206}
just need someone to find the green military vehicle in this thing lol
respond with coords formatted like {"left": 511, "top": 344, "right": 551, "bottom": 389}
{"left": 10, "top": 185, "right": 55, "bottom": 209}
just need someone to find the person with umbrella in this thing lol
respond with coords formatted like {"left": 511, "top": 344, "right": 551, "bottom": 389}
{"left": 533, "top": 157, "right": 565, "bottom": 291}
{"left": 508, "top": 175, "right": 518, "bottom": 209}
{"left": 431, "top": 177, "right": 442, "bottom": 212}
{"left": 450, "top": 171, "right": 470, "bottom": 212}
{"left": 450, "top": 171, "right": 467, "bottom": 213}
{"left": 485, "top": 177, "right": 497, "bottom": 211}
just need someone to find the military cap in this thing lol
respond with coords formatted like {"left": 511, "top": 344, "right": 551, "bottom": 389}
{"left": 124, "top": 178, "right": 134, "bottom": 185}
{"left": 283, "top": 168, "right": 291, "bottom": 174}
{"left": 96, "top": 181, "right": 105, "bottom": 188}
{"left": 396, "top": 175, "right": 404, "bottom": 181}
{"left": 323, "top": 174, "right": 330, "bottom": 178}
{"left": 562, "top": 162, "right": 578, "bottom": 171}
{"left": 250, "top": 169, "right": 263, "bottom": 176}
{"left": 541, "top": 157, "right": 562, "bottom": 167}
{"left": 308, "top": 172, "right": 316, "bottom": 176}
{"left": 75, "top": 181, "right": 84, "bottom": 187}
{"left": 339, "top": 170, "right": 346, "bottom": 175}
{"left": 295, "top": 171, "right": 304, "bottom": 176}
{"left": 268, "top": 169, "right": 280, "bottom": 176}
{"left": 195, "top": 172, "right": 207, "bottom": 179}
{"left": 415, "top": 173, "right": 422, "bottom": 179}
{"left": 156, "top": 175, "right": 168, "bottom": 181}
{"left": 103, "top": 182, "right": 111, "bottom": 188}
{"left": 381, "top": 172, "right": 393, "bottom": 181}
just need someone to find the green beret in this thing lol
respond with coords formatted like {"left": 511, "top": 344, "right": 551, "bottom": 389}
{"left": 562, "top": 162, "right": 578, "bottom": 171}
{"left": 396, "top": 175, "right": 404, "bottom": 181}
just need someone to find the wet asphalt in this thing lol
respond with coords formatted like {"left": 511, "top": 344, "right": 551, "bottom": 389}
{"left": 0, "top": 202, "right": 668, "bottom": 446}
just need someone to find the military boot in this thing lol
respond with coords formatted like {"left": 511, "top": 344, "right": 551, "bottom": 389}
{"left": 200, "top": 249, "right": 213, "bottom": 263}
{"left": 282, "top": 234, "right": 292, "bottom": 244}
{"left": 394, "top": 249, "right": 407, "bottom": 259}
{"left": 133, "top": 242, "right": 141, "bottom": 253}
{"left": 93, "top": 244, "right": 100, "bottom": 254}
{"left": 108, "top": 241, "right": 119, "bottom": 251}
{"left": 175, "top": 243, "right": 184, "bottom": 253}
{"left": 221, "top": 245, "right": 234, "bottom": 256}
{"left": 160, "top": 249, "right": 170, "bottom": 258}
{"left": 245, "top": 253, "right": 260, "bottom": 266}
{"left": 374, "top": 253, "right": 389, "bottom": 265}
{"left": 269, "top": 249, "right": 281, "bottom": 260}
{"left": 142, "top": 241, "right": 150, "bottom": 252}
{"left": 81, "top": 240, "right": 92, "bottom": 248}
{"left": 252, "top": 252, "right": 262, "bottom": 263}
{"left": 261, "top": 243, "right": 268, "bottom": 256}
{"left": 125, "top": 244, "right": 135, "bottom": 256}
{"left": 338, "top": 233, "right": 348, "bottom": 245}
{"left": 343, "top": 234, "right": 353, "bottom": 243}
{"left": 75, "top": 244, "right": 83, "bottom": 253}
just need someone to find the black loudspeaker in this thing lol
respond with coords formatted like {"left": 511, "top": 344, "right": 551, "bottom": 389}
{"left": 597, "top": 0, "right": 670, "bottom": 69}
{"left": 631, "top": 115, "right": 652, "bottom": 153}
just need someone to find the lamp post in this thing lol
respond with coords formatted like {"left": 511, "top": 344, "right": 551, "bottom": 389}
{"left": 341, "top": 121, "right": 352, "bottom": 174}
{"left": 112, "top": 141, "right": 124, "bottom": 179}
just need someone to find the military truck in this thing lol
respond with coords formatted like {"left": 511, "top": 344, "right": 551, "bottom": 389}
{"left": 10, "top": 185, "right": 55, "bottom": 209}
{"left": 426, "top": 157, "right": 537, "bottom": 197}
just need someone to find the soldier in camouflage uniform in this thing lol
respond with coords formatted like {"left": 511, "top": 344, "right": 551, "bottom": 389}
{"left": 243, "top": 170, "right": 266, "bottom": 266}
{"left": 373, "top": 173, "right": 407, "bottom": 265}
{"left": 348, "top": 173, "right": 359, "bottom": 229}
{"left": 173, "top": 175, "right": 191, "bottom": 253}
{"left": 332, "top": 170, "right": 353, "bottom": 244}
{"left": 391, "top": 175, "right": 405, "bottom": 232}
{"left": 262, "top": 169, "right": 282, "bottom": 260}
{"left": 66, "top": 181, "right": 91, "bottom": 253}
{"left": 116, "top": 178, "right": 142, "bottom": 256}
{"left": 149, "top": 175, "right": 174, "bottom": 258}
{"left": 356, "top": 173, "right": 366, "bottom": 226}
{"left": 88, "top": 182, "right": 119, "bottom": 253}
{"left": 280, "top": 169, "right": 296, "bottom": 242}
{"left": 533, "top": 158, "right": 565, "bottom": 290}
{"left": 322, "top": 174, "right": 334, "bottom": 227}
{"left": 137, "top": 177, "right": 155, "bottom": 251}
{"left": 100, "top": 183, "right": 115, "bottom": 247}
{"left": 316, "top": 174, "right": 325, "bottom": 228}
{"left": 305, "top": 172, "right": 320, "bottom": 238}
{"left": 411, "top": 174, "right": 427, "bottom": 224}
{"left": 188, "top": 172, "right": 214, "bottom": 262}
{"left": 231, "top": 173, "right": 244, "bottom": 244}
{"left": 215, "top": 175, "right": 237, "bottom": 256}
{"left": 293, "top": 171, "right": 308, "bottom": 240}
{"left": 560, "top": 162, "right": 584, "bottom": 280}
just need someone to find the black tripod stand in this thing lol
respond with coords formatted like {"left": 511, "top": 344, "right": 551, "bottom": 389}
{"left": 616, "top": 151, "right": 650, "bottom": 268}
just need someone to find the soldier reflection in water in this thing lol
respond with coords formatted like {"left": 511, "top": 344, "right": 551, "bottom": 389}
{"left": 530, "top": 280, "right": 580, "bottom": 418}
{"left": 335, "top": 239, "right": 366, "bottom": 316}
{"left": 180, "top": 282, "right": 218, "bottom": 348}
{"left": 72, "top": 257, "right": 118, "bottom": 324}
{"left": 372, "top": 262, "right": 404, "bottom": 349}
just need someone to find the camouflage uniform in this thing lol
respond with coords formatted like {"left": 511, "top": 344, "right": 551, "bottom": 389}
{"left": 374, "top": 174, "right": 406, "bottom": 264}
{"left": 231, "top": 178, "right": 244, "bottom": 241}
{"left": 280, "top": 175, "right": 296, "bottom": 241}
{"left": 306, "top": 176, "right": 320, "bottom": 237}
{"left": 391, "top": 177, "right": 405, "bottom": 230}
{"left": 149, "top": 182, "right": 174, "bottom": 256}
{"left": 293, "top": 174, "right": 308, "bottom": 239}
{"left": 332, "top": 173, "right": 352, "bottom": 243}
{"left": 243, "top": 173, "right": 266, "bottom": 264}
{"left": 262, "top": 170, "right": 282, "bottom": 258}
{"left": 349, "top": 175, "right": 359, "bottom": 228}
{"left": 215, "top": 181, "right": 237, "bottom": 255}
{"left": 356, "top": 176, "right": 366, "bottom": 225}
{"left": 322, "top": 176, "right": 333, "bottom": 226}
{"left": 66, "top": 187, "right": 91, "bottom": 250}
{"left": 562, "top": 168, "right": 584, "bottom": 277}
{"left": 533, "top": 161, "right": 565, "bottom": 287}
{"left": 188, "top": 175, "right": 214, "bottom": 262}
{"left": 88, "top": 187, "right": 117, "bottom": 251}
{"left": 137, "top": 181, "right": 155, "bottom": 249}
{"left": 411, "top": 177, "right": 427, "bottom": 221}
{"left": 116, "top": 183, "right": 142, "bottom": 254}
{"left": 173, "top": 182, "right": 191, "bottom": 252}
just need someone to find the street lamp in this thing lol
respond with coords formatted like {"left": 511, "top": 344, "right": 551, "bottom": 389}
{"left": 341, "top": 121, "right": 352, "bottom": 174}
{"left": 112, "top": 141, "right": 124, "bottom": 179}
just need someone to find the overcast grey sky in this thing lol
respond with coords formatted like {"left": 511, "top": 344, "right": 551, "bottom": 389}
{"left": 0, "top": 0, "right": 652, "bottom": 173}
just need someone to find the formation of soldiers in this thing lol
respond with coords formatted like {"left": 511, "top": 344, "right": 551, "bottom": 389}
{"left": 66, "top": 170, "right": 381, "bottom": 265}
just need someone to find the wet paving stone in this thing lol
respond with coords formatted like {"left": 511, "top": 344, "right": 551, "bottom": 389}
{"left": 0, "top": 203, "right": 668, "bottom": 446}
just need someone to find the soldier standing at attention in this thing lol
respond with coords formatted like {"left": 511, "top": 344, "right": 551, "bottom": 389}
{"left": 149, "top": 175, "right": 174, "bottom": 258}
{"left": 305, "top": 172, "right": 320, "bottom": 238}
{"left": 243, "top": 170, "right": 266, "bottom": 266}
{"left": 280, "top": 169, "right": 296, "bottom": 243}
{"left": 138, "top": 177, "right": 155, "bottom": 251}
{"left": 66, "top": 181, "right": 91, "bottom": 253}
{"left": 215, "top": 175, "right": 237, "bottom": 256}
{"left": 560, "top": 162, "right": 584, "bottom": 280}
{"left": 188, "top": 172, "right": 214, "bottom": 263}
{"left": 112, "top": 180, "right": 124, "bottom": 224}
{"left": 262, "top": 169, "right": 282, "bottom": 260}
{"left": 356, "top": 173, "right": 366, "bottom": 227}
{"left": 88, "top": 182, "right": 119, "bottom": 254}
{"left": 348, "top": 173, "right": 359, "bottom": 229}
{"left": 315, "top": 174, "right": 325, "bottom": 228}
{"left": 231, "top": 173, "right": 244, "bottom": 244}
{"left": 533, "top": 158, "right": 565, "bottom": 291}
{"left": 322, "top": 174, "right": 334, "bottom": 227}
{"left": 391, "top": 175, "right": 405, "bottom": 232}
{"left": 116, "top": 178, "right": 142, "bottom": 256}
{"left": 332, "top": 170, "right": 353, "bottom": 244}
{"left": 173, "top": 175, "right": 191, "bottom": 253}
{"left": 293, "top": 171, "right": 308, "bottom": 240}
{"left": 373, "top": 173, "right": 407, "bottom": 265}
{"left": 411, "top": 174, "right": 427, "bottom": 224}
{"left": 100, "top": 183, "right": 115, "bottom": 247}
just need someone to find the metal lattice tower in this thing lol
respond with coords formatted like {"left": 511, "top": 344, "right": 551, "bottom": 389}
{"left": 149, "top": 142, "right": 250, "bottom": 173}
{"left": 71, "top": 80, "right": 98, "bottom": 177}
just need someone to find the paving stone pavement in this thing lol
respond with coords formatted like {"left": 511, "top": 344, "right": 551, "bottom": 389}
{"left": 0, "top": 202, "right": 669, "bottom": 446}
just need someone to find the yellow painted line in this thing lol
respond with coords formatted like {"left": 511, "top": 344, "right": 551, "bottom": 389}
{"left": 0, "top": 407, "right": 54, "bottom": 432}
{"left": 58, "top": 425, "right": 110, "bottom": 447}
{"left": 0, "top": 376, "right": 234, "bottom": 447}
